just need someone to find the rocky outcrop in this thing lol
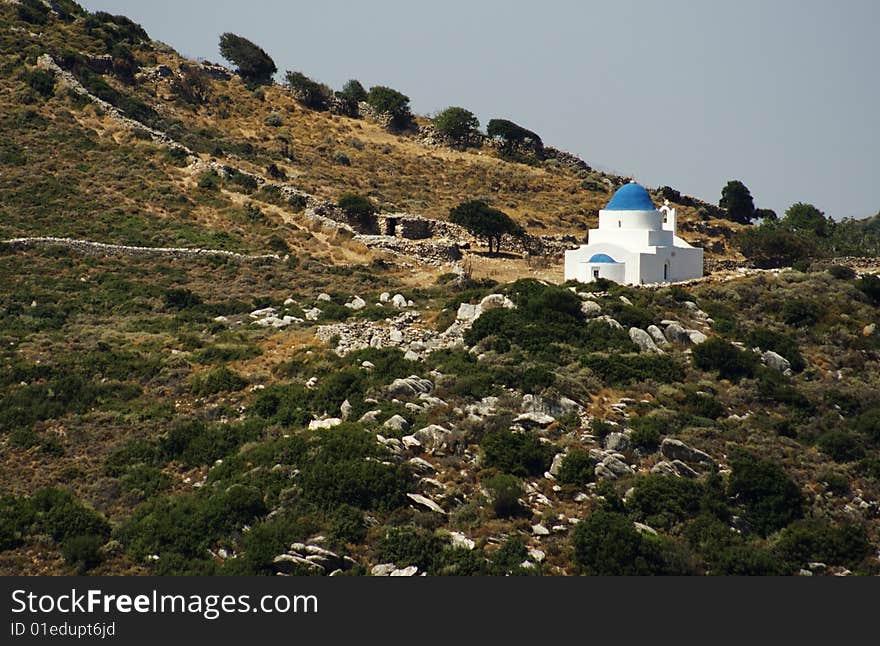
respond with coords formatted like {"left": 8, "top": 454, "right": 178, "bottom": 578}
{"left": 629, "top": 327, "right": 664, "bottom": 354}
{"left": 660, "top": 438, "right": 714, "bottom": 467}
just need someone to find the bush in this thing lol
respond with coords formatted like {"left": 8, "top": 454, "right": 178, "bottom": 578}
{"left": 736, "top": 226, "right": 820, "bottom": 269}
{"left": 24, "top": 68, "right": 56, "bottom": 98}
{"left": 782, "top": 202, "right": 831, "bottom": 237}
{"left": 776, "top": 519, "right": 871, "bottom": 569}
{"left": 854, "top": 407, "right": 880, "bottom": 443}
{"left": 556, "top": 450, "right": 595, "bottom": 486}
{"left": 486, "top": 118, "right": 543, "bottom": 156}
{"left": 489, "top": 536, "right": 533, "bottom": 575}
{"left": 31, "top": 488, "right": 110, "bottom": 544}
{"left": 433, "top": 107, "right": 480, "bottom": 146}
{"left": 719, "top": 180, "right": 755, "bottom": 224}
{"left": 264, "top": 112, "right": 284, "bottom": 127}
{"left": 856, "top": 274, "right": 880, "bottom": 305}
{"left": 218, "top": 33, "right": 277, "bottom": 84}
{"left": 481, "top": 430, "right": 553, "bottom": 477}
{"left": 627, "top": 474, "right": 703, "bottom": 530}
{"left": 484, "top": 473, "right": 524, "bottom": 517}
{"left": 727, "top": 453, "right": 803, "bottom": 536}
{"left": 692, "top": 337, "right": 758, "bottom": 382}
{"left": 744, "top": 327, "right": 805, "bottom": 372}
{"left": 581, "top": 353, "right": 684, "bottom": 385}
{"left": 0, "top": 494, "right": 35, "bottom": 551}
{"left": 160, "top": 419, "right": 264, "bottom": 467}
{"left": 816, "top": 430, "right": 865, "bottom": 462}
{"left": 61, "top": 534, "right": 105, "bottom": 573}
{"left": 780, "top": 297, "right": 821, "bottom": 327}
{"left": 285, "top": 71, "right": 330, "bottom": 110}
{"left": 629, "top": 417, "right": 663, "bottom": 450}
{"left": 339, "top": 79, "right": 367, "bottom": 104}
{"left": 366, "top": 85, "right": 412, "bottom": 128}
{"left": 337, "top": 193, "right": 378, "bottom": 232}
{"left": 191, "top": 366, "right": 247, "bottom": 395}
{"left": 376, "top": 526, "right": 444, "bottom": 573}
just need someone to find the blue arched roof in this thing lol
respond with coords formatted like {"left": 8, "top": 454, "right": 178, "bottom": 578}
{"left": 589, "top": 253, "right": 616, "bottom": 263}
{"left": 605, "top": 182, "right": 656, "bottom": 211}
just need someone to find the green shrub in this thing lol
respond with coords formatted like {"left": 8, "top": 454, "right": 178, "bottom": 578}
{"left": 0, "top": 494, "right": 35, "bottom": 551}
{"left": 481, "top": 430, "right": 553, "bottom": 476}
{"left": 744, "top": 327, "right": 806, "bottom": 372}
{"left": 449, "top": 200, "right": 524, "bottom": 254}
{"left": 489, "top": 535, "right": 534, "bottom": 575}
{"left": 776, "top": 519, "right": 871, "bottom": 569}
{"left": 692, "top": 337, "right": 758, "bottom": 382}
{"left": 629, "top": 419, "right": 663, "bottom": 451}
{"left": 61, "top": 534, "right": 105, "bottom": 573}
{"left": 119, "top": 465, "right": 171, "bottom": 497}
{"left": 628, "top": 474, "right": 704, "bottom": 530}
{"left": 160, "top": 419, "right": 264, "bottom": 467}
{"left": 556, "top": 449, "right": 595, "bottom": 486}
{"left": 781, "top": 298, "right": 821, "bottom": 327}
{"left": 484, "top": 473, "right": 524, "bottom": 517}
{"left": 581, "top": 353, "right": 684, "bottom": 385}
{"left": 31, "top": 488, "right": 110, "bottom": 544}
{"left": 191, "top": 366, "right": 247, "bottom": 395}
{"left": 285, "top": 71, "right": 329, "bottom": 109}
{"left": 816, "top": 430, "right": 865, "bottom": 462}
{"left": 433, "top": 107, "right": 480, "bottom": 146}
{"left": 376, "top": 526, "right": 444, "bottom": 573}
{"left": 300, "top": 458, "right": 410, "bottom": 511}
{"left": 853, "top": 407, "right": 880, "bottom": 442}
{"left": 855, "top": 274, "right": 880, "bottom": 305}
{"left": 366, "top": 85, "right": 412, "bottom": 128}
{"left": 727, "top": 453, "right": 803, "bottom": 536}
{"left": 337, "top": 193, "right": 377, "bottom": 232}
{"left": 24, "top": 68, "right": 56, "bottom": 98}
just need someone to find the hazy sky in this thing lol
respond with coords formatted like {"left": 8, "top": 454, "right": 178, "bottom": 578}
{"left": 80, "top": 0, "right": 879, "bottom": 219}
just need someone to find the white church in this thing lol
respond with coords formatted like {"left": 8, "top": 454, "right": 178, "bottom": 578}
{"left": 563, "top": 182, "right": 703, "bottom": 285}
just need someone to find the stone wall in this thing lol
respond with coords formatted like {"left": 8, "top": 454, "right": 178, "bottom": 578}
{"left": 2, "top": 237, "right": 281, "bottom": 264}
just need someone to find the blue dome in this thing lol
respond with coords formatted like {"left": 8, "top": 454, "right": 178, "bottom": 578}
{"left": 605, "top": 182, "right": 656, "bottom": 211}
{"left": 588, "top": 253, "right": 616, "bottom": 263}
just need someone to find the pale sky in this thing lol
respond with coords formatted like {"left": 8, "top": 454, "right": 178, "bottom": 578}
{"left": 80, "top": 0, "right": 879, "bottom": 220}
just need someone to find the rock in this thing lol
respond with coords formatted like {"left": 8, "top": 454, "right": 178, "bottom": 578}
{"left": 391, "top": 294, "right": 408, "bottom": 308}
{"left": 863, "top": 323, "right": 876, "bottom": 337}
{"left": 450, "top": 532, "right": 475, "bottom": 550}
{"left": 250, "top": 307, "right": 277, "bottom": 318}
{"left": 763, "top": 350, "right": 792, "bottom": 375}
{"left": 345, "top": 295, "right": 366, "bottom": 310}
{"left": 522, "top": 394, "right": 582, "bottom": 417}
{"left": 273, "top": 553, "right": 323, "bottom": 574}
{"left": 581, "top": 300, "right": 602, "bottom": 317}
{"left": 379, "top": 292, "right": 391, "bottom": 303}
{"left": 407, "top": 457, "right": 436, "bottom": 473}
{"left": 647, "top": 324, "right": 669, "bottom": 347}
{"left": 528, "top": 549, "right": 546, "bottom": 562}
{"left": 390, "top": 565, "right": 419, "bottom": 577}
{"left": 687, "top": 330, "right": 708, "bottom": 345}
{"left": 660, "top": 438, "right": 714, "bottom": 467}
{"left": 304, "top": 307, "right": 322, "bottom": 321}
{"left": 361, "top": 360, "right": 375, "bottom": 370}
{"left": 549, "top": 453, "right": 566, "bottom": 477}
{"left": 629, "top": 327, "right": 663, "bottom": 354}
{"left": 387, "top": 375, "right": 434, "bottom": 397}
{"left": 316, "top": 293, "right": 332, "bottom": 302}
{"left": 456, "top": 302, "right": 482, "bottom": 321}
{"left": 308, "top": 418, "right": 342, "bottom": 431}
{"left": 595, "top": 454, "right": 633, "bottom": 480}
{"left": 371, "top": 563, "right": 397, "bottom": 576}
{"left": 664, "top": 322, "right": 691, "bottom": 344}
{"left": 651, "top": 460, "right": 699, "bottom": 478}
{"left": 389, "top": 328, "right": 404, "bottom": 343}
{"left": 284, "top": 297, "right": 297, "bottom": 306}
{"left": 213, "top": 315, "right": 229, "bottom": 323}
{"left": 407, "top": 493, "right": 446, "bottom": 514}
{"left": 514, "top": 412, "right": 556, "bottom": 429}
{"left": 383, "top": 415, "right": 410, "bottom": 433}
{"left": 411, "top": 425, "right": 452, "bottom": 453}
{"left": 604, "top": 431, "right": 630, "bottom": 452}
{"left": 532, "top": 524, "right": 550, "bottom": 536}
{"left": 340, "top": 399, "right": 352, "bottom": 420}
{"left": 596, "top": 315, "right": 623, "bottom": 330}
{"left": 479, "top": 294, "right": 515, "bottom": 311}
{"left": 358, "top": 409, "right": 382, "bottom": 424}
{"left": 620, "top": 295, "right": 633, "bottom": 306}
{"left": 633, "top": 522, "right": 658, "bottom": 536}
{"left": 403, "top": 349, "right": 421, "bottom": 362}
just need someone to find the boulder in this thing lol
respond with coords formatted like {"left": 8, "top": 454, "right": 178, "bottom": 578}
{"left": 514, "top": 412, "right": 556, "bottom": 429}
{"left": 390, "top": 565, "right": 419, "bottom": 576}
{"left": 407, "top": 493, "right": 446, "bottom": 514}
{"left": 629, "top": 327, "right": 663, "bottom": 354}
{"left": 304, "top": 307, "right": 322, "bottom": 321}
{"left": 549, "top": 453, "right": 566, "bottom": 477}
{"left": 391, "top": 294, "right": 408, "bottom": 308}
{"left": 389, "top": 328, "right": 404, "bottom": 344}
{"left": 604, "top": 431, "right": 630, "bottom": 452}
{"left": 308, "top": 418, "right": 342, "bottom": 431}
{"left": 379, "top": 292, "right": 391, "bottom": 303}
{"left": 664, "top": 322, "right": 691, "bottom": 344}
{"left": 250, "top": 307, "right": 277, "bottom": 319}
{"left": 763, "top": 350, "right": 792, "bottom": 375}
{"left": 371, "top": 563, "right": 397, "bottom": 576}
{"left": 357, "top": 409, "right": 382, "bottom": 425}
{"left": 410, "top": 425, "right": 452, "bottom": 453}
{"left": 479, "top": 294, "right": 515, "bottom": 311}
{"left": 387, "top": 375, "right": 434, "bottom": 397}
{"left": 596, "top": 315, "right": 623, "bottom": 330}
{"left": 687, "top": 330, "right": 708, "bottom": 345}
{"left": 651, "top": 460, "right": 699, "bottom": 478}
{"left": 340, "top": 399, "right": 352, "bottom": 420}
{"left": 660, "top": 438, "right": 714, "bottom": 467}
{"left": 450, "top": 531, "right": 475, "bottom": 550}
{"left": 383, "top": 414, "right": 410, "bottom": 433}
{"left": 345, "top": 295, "right": 366, "bottom": 310}
{"left": 456, "top": 302, "right": 481, "bottom": 322}
{"left": 581, "top": 300, "right": 602, "bottom": 317}
{"left": 522, "top": 393, "right": 582, "bottom": 417}
{"left": 647, "top": 324, "right": 669, "bottom": 347}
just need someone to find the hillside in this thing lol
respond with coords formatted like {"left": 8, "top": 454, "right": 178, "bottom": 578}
{"left": 1, "top": 2, "right": 879, "bottom": 577}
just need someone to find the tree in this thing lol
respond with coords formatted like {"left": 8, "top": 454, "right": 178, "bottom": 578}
{"left": 339, "top": 79, "right": 367, "bottom": 104}
{"left": 719, "top": 180, "right": 755, "bottom": 224}
{"left": 218, "top": 33, "right": 277, "bottom": 84}
{"left": 735, "top": 225, "right": 821, "bottom": 268}
{"left": 285, "top": 71, "right": 329, "bottom": 110}
{"left": 337, "top": 193, "right": 378, "bottom": 233}
{"left": 487, "top": 118, "right": 542, "bottom": 151}
{"left": 449, "top": 200, "right": 524, "bottom": 254}
{"left": 782, "top": 202, "right": 831, "bottom": 237}
{"left": 366, "top": 86, "right": 412, "bottom": 129}
{"left": 433, "top": 107, "right": 480, "bottom": 147}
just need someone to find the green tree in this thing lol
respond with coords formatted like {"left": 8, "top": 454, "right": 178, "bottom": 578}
{"left": 339, "top": 79, "right": 367, "bottom": 103}
{"left": 782, "top": 202, "right": 831, "bottom": 237}
{"left": 218, "top": 33, "right": 277, "bottom": 84}
{"left": 449, "top": 200, "right": 524, "bottom": 254}
{"left": 735, "top": 224, "right": 821, "bottom": 269}
{"left": 337, "top": 193, "right": 378, "bottom": 233}
{"left": 486, "top": 118, "right": 543, "bottom": 154}
{"left": 719, "top": 180, "right": 755, "bottom": 224}
{"left": 433, "top": 107, "right": 480, "bottom": 147}
{"left": 366, "top": 86, "right": 412, "bottom": 129}
{"left": 285, "top": 71, "right": 330, "bottom": 110}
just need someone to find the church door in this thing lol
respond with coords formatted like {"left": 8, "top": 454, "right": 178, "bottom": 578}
{"left": 664, "top": 263, "right": 669, "bottom": 281}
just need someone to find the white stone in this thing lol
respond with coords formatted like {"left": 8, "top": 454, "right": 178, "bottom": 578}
{"left": 308, "top": 418, "right": 342, "bottom": 430}
{"left": 391, "top": 294, "right": 408, "bottom": 308}
{"left": 407, "top": 493, "right": 446, "bottom": 514}
{"left": 316, "top": 293, "right": 332, "bottom": 302}
{"left": 389, "top": 328, "right": 404, "bottom": 343}
{"left": 379, "top": 292, "right": 391, "bottom": 303}
{"left": 345, "top": 296, "right": 366, "bottom": 310}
